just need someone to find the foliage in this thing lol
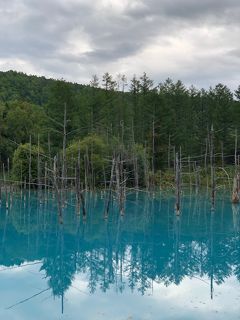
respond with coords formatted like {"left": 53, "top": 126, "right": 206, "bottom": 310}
{"left": 5, "top": 101, "right": 46, "bottom": 143}
{"left": 66, "top": 134, "right": 109, "bottom": 184}
{"left": 12, "top": 143, "right": 44, "bottom": 183}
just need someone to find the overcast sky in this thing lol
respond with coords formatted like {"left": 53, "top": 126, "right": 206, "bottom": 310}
{"left": 0, "top": 0, "right": 239, "bottom": 89}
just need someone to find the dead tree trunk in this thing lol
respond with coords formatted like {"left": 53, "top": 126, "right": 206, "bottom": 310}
{"left": 221, "top": 141, "right": 224, "bottom": 168}
{"left": 53, "top": 156, "right": 63, "bottom": 224}
{"left": 168, "top": 135, "right": 171, "bottom": 169}
{"left": 28, "top": 135, "right": 32, "bottom": 196}
{"left": 133, "top": 156, "right": 139, "bottom": 190}
{"left": 84, "top": 149, "right": 89, "bottom": 191}
{"left": 37, "top": 134, "right": 42, "bottom": 200}
{"left": 232, "top": 129, "right": 240, "bottom": 203}
{"left": 3, "top": 164, "right": 8, "bottom": 210}
{"left": 143, "top": 144, "right": 149, "bottom": 191}
{"left": 44, "top": 162, "right": 47, "bottom": 202}
{"left": 116, "top": 153, "right": 126, "bottom": 216}
{"left": 76, "top": 142, "right": 81, "bottom": 215}
{"left": 204, "top": 137, "right": 208, "bottom": 172}
{"left": 104, "top": 157, "right": 115, "bottom": 219}
{"left": 61, "top": 103, "right": 67, "bottom": 204}
{"left": 210, "top": 125, "right": 215, "bottom": 209}
{"left": 152, "top": 119, "right": 155, "bottom": 177}
{"left": 188, "top": 156, "right": 192, "bottom": 192}
{"left": 175, "top": 152, "right": 181, "bottom": 215}
{"left": 235, "top": 129, "right": 238, "bottom": 169}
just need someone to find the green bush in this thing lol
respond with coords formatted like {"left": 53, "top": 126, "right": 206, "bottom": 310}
{"left": 12, "top": 143, "right": 44, "bottom": 184}
{"left": 66, "top": 134, "right": 109, "bottom": 185}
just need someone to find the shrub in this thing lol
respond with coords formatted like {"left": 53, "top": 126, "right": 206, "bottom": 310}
{"left": 12, "top": 143, "right": 44, "bottom": 184}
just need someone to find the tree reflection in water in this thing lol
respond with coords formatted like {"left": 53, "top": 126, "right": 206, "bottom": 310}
{"left": 0, "top": 192, "right": 239, "bottom": 306}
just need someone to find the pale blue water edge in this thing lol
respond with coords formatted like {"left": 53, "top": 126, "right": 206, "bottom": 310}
{"left": 0, "top": 191, "right": 240, "bottom": 320}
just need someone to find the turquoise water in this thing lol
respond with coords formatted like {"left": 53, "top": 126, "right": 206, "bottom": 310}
{"left": 0, "top": 192, "right": 240, "bottom": 319}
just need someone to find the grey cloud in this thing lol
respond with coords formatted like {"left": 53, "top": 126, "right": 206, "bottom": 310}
{"left": 228, "top": 49, "right": 240, "bottom": 58}
{"left": 126, "top": 0, "right": 240, "bottom": 23}
{"left": 0, "top": 0, "right": 239, "bottom": 88}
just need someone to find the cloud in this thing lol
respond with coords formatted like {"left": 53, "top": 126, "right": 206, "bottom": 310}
{"left": 0, "top": 0, "right": 239, "bottom": 89}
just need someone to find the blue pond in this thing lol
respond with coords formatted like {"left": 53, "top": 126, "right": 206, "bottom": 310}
{"left": 0, "top": 192, "right": 240, "bottom": 319}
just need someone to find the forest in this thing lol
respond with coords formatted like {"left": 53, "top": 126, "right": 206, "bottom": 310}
{"left": 0, "top": 70, "right": 240, "bottom": 191}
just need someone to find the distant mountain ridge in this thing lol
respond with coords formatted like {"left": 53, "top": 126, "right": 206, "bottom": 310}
{"left": 0, "top": 70, "right": 85, "bottom": 105}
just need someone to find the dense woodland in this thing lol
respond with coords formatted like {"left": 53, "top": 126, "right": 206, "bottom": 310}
{"left": 0, "top": 70, "right": 240, "bottom": 188}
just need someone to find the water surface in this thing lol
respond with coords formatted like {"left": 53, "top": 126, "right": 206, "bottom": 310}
{"left": 0, "top": 192, "right": 240, "bottom": 319}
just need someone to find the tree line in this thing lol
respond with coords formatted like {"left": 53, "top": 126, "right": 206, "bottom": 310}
{"left": 0, "top": 70, "right": 240, "bottom": 187}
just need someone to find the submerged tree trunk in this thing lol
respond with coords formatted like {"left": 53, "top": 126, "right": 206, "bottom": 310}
{"left": 210, "top": 125, "right": 215, "bottom": 209}
{"left": 104, "top": 157, "right": 115, "bottom": 219}
{"left": 175, "top": 152, "right": 181, "bottom": 215}
{"left": 53, "top": 156, "right": 63, "bottom": 224}
{"left": 62, "top": 103, "right": 67, "bottom": 204}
